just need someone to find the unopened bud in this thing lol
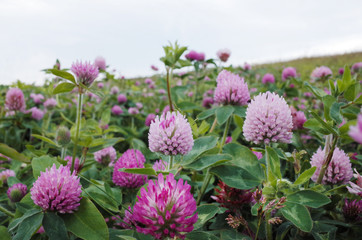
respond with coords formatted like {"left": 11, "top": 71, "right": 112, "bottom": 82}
{"left": 56, "top": 126, "right": 71, "bottom": 146}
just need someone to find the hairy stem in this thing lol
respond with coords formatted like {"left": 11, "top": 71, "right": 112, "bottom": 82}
{"left": 0, "top": 205, "right": 14, "bottom": 218}
{"left": 71, "top": 92, "right": 83, "bottom": 173}
{"left": 166, "top": 68, "right": 174, "bottom": 112}
{"left": 196, "top": 170, "right": 212, "bottom": 205}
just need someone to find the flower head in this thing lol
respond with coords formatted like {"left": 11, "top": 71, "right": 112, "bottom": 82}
{"left": 94, "top": 56, "right": 106, "bottom": 71}
{"left": 243, "top": 63, "right": 251, "bottom": 71}
{"left": 217, "top": 49, "right": 231, "bottom": 62}
{"left": 43, "top": 98, "right": 57, "bottom": 110}
{"left": 94, "top": 146, "right": 117, "bottom": 166}
{"left": 30, "top": 93, "right": 44, "bottom": 104}
{"left": 0, "top": 169, "right": 15, "bottom": 184}
{"left": 111, "top": 86, "right": 120, "bottom": 94}
{"left": 152, "top": 159, "right": 168, "bottom": 171}
{"left": 343, "top": 199, "right": 362, "bottom": 222}
{"left": 145, "top": 113, "right": 156, "bottom": 127}
{"left": 31, "top": 164, "right": 82, "bottom": 213}
{"left": 56, "top": 126, "right": 71, "bottom": 146}
{"left": 202, "top": 97, "right": 214, "bottom": 108}
{"left": 148, "top": 111, "right": 194, "bottom": 155}
{"left": 291, "top": 110, "right": 307, "bottom": 130}
{"left": 352, "top": 62, "right": 362, "bottom": 74}
{"left": 349, "top": 114, "right": 362, "bottom": 144}
{"left": 310, "top": 147, "right": 353, "bottom": 184}
{"left": 5, "top": 88, "right": 25, "bottom": 112}
{"left": 243, "top": 92, "right": 293, "bottom": 144}
{"left": 310, "top": 66, "right": 332, "bottom": 81}
{"left": 211, "top": 181, "right": 253, "bottom": 213}
{"left": 339, "top": 67, "right": 344, "bottom": 75}
{"left": 71, "top": 61, "right": 99, "bottom": 87}
{"left": 282, "top": 67, "right": 297, "bottom": 81}
{"left": 262, "top": 73, "right": 275, "bottom": 84}
{"left": 347, "top": 169, "right": 362, "bottom": 197}
{"left": 214, "top": 70, "right": 250, "bottom": 106}
{"left": 128, "top": 107, "right": 139, "bottom": 115}
{"left": 112, "top": 149, "right": 147, "bottom": 188}
{"left": 132, "top": 173, "right": 198, "bottom": 239}
{"left": 111, "top": 105, "right": 123, "bottom": 115}
{"left": 117, "top": 94, "right": 127, "bottom": 104}
{"left": 28, "top": 107, "right": 44, "bottom": 120}
{"left": 151, "top": 65, "right": 159, "bottom": 71}
{"left": 7, "top": 183, "right": 27, "bottom": 202}
{"left": 64, "top": 156, "right": 81, "bottom": 173}
{"left": 185, "top": 50, "right": 204, "bottom": 61}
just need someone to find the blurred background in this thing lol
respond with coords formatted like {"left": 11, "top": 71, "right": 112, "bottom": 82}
{"left": 0, "top": 0, "right": 361, "bottom": 85}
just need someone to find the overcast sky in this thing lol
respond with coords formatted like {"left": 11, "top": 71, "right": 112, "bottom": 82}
{"left": 1, "top": 0, "right": 362, "bottom": 85}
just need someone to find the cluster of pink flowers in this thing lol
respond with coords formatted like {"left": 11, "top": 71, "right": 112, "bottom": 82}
{"left": 152, "top": 159, "right": 168, "bottom": 171}
{"left": 117, "top": 94, "right": 127, "bottom": 104}
{"left": 148, "top": 111, "right": 194, "bottom": 155}
{"left": 185, "top": 50, "right": 205, "bottom": 61}
{"left": 243, "top": 92, "right": 293, "bottom": 144}
{"left": 290, "top": 106, "right": 307, "bottom": 130}
{"left": 128, "top": 107, "right": 139, "bottom": 115}
{"left": 214, "top": 70, "right": 250, "bottom": 106}
{"left": 131, "top": 173, "right": 198, "bottom": 239}
{"left": 94, "top": 146, "right": 117, "bottom": 166}
{"left": 111, "top": 86, "right": 120, "bottom": 94}
{"left": 243, "top": 63, "right": 252, "bottom": 71}
{"left": 5, "top": 88, "right": 26, "bottom": 112}
{"left": 310, "top": 66, "right": 332, "bottom": 81}
{"left": 111, "top": 105, "right": 123, "bottom": 115}
{"left": 112, "top": 149, "right": 147, "bottom": 188}
{"left": 30, "top": 93, "right": 44, "bottom": 104}
{"left": 0, "top": 169, "right": 15, "bottom": 184}
{"left": 31, "top": 164, "right": 82, "bottom": 213}
{"left": 145, "top": 113, "right": 156, "bottom": 127}
{"left": 310, "top": 147, "right": 353, "bottom": 184}
{"left": 71, "top": 61, "right": 99, "bottom": 87}
{"left": 27, "top": 107, "right": 44, "bottom": 120}
{"left": 351, "top": 62, "right": 362, "bottom": 74}
{"left": 262, "top": 73, "right": 275, "bottom": 84}
{"left": 216, "top": 49, "right": 231, "bottom": 62}
{"left": 43, "top": 98, "right": 57, "bottom": 110}
{"left": 282, "top": 67, "right": 297, "bottom": 81}
{"left": 347, "top": 169, "right": 362, "bottom": 197}
{"left": 94, "top": 56, "right": 106, "bottom": 71}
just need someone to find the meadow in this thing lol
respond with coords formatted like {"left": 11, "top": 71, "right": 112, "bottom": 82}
{"left": 0, "top": 43, "right": 361, "bottom": 240}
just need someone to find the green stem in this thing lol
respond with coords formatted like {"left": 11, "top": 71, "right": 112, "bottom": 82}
{"left": 196, "top": 170, "right": 212, "bottom": 205}
{"left": 265, "top": 211, "right": 273, "bottom": 240}
{"left": 71, "top": 92, "right": 83, "bottom": 173}
{"left": 209, "top": 118, "right": 217, "bottom": 133}
{"left": 219, "top": 116, "right": 231, "bottom": 153}
{"left": 166, "top": 68, "right": 174, "bottom": 112}
{"left": 0, "top": 205, "right": 15, "bottom": 217}
{"left": 61, "top": 147, "right": 66, "bottom": 159}
{"left": 254, "top": 215, "right": 263, "bottom": 240}
{"left": 317, "top": 136, "right": 338, "bottom": 184}
{"left": 168, "top": 155, "right": 174, "bottom": 170}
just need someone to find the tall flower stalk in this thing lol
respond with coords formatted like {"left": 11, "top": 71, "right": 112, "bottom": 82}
{"left": 71, "top": 91, "right": 83, "bottom": 172}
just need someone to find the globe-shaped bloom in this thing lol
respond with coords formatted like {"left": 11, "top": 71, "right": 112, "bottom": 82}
{"left": 30, "top": 164, "right": 82, "bottom": 213}
{"left": 117, "top": 94, "right": 127, "bottom": 104}
{"left": 128, "top": 107, "right": 139, "bottom": 115}
{"left": 28, "top": 107, "right": 44, "bottom": 120}
{"left": 216, "top": 49, "right": 231, "bottom": 62}
{"left": 310, "top": 147, "right": 353, "bottom": 184}
{"left": 343, "top": 199, "right": 362, "bottom": 222}
{"left": 214, "top": 70, "right": 250, "bottom": 106}
{"left": 352, "top": 62, "right": 362, "bottom": 74}
{"left": 243, "top": 92, "right": 293, "bottom": 144}
{"left": 64, "top": 156, "right": 81, "bottom": 173}
{"left": 347, "top": 169, "right": 362, "bottom": 197}
{"left": 148, "top": 111, "right": 194, "bottom": 155}
{"left": 132, "top": 173, "right": 198, "bottom": 239}
{"left": 349, "top": 114, "right": 362, "bottom": 144}
{"left": 339, "top": 67, "right": 344, "bottom": 75}
{"left": 7, "top": 183, "right": 27, "bottom": 202}
{"left": 112, "top": 149, "right": 147, "bottom": 188}
{"left": 94, "top": 56, "right": 106, "bottom": 71}
{"left": 290, "top": 108, "right": 307, "bottom": 130}
{"left": 0, "top": 169, "right": 15, "bottom": 184}
{"left": 43, "top": 98, "right": 57, "bottom": 110}
{"left": 56, "top": 126, "right": 71, "bottom": 146}
{"left": 185, "top": 50, "right": 204, "bottom": 61}
{"left": 5, "top": 88, "right": 25, "bottom": 112}
{"left": 202, "top": 97, "right": 214, "bottom": 108}
{"left": 243, "top": 63, "right": 251, "bottom": 71}
{"left": 111, "top": 86, "right": 120, "bottom": 94}
{"left": 94, "top": 146, "right": 117, "bottom": 166}
{"left": 282, "top": 67, "right": 297, "bottom": 81}
{"left": 30, "top": 93, "right": 45, "bottom": 104}
{"left": 111, "top": 105, "right": 123, "bottom": 115}
{"left": 152, "top": 159, "right": 168, "bottom": 171}
{"left": 310, "top": 66, "right": 332, "bottom": 81}
{"left": 70, "top": 61, "right": 99, "bottom": 87}
{"left": 262, "top": 73, "right": 275, "bottom": 84}
{"left": 145, "top": 113, "right": 156, "bottom": 127}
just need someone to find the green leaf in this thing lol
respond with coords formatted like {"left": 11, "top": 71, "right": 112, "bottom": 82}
{"left": 354, "top": 93, "right": 362, "bottom": 104}
{"left": 193, "top": 204, "right": 219, "bottom": 230}
{"left": 210, "top": 165, "right": 263, "bottom": 190}
{"left": 120, "top": 168, "right": 156, "bottom": 176}
{"left": 49, "top": 69, "right": 76, "bottom": 84}
{"left": 9, "top": 209, "right": 41, "bottom": 232}
{"left": 62, "top": 198, "right": 109, "bottom": 240}
{"left": 338, "top": 65, "right": 353, "bottom": 92}
{"left": 304, "top": 82, "right": 326, "bottom": 100}
{"left": 265, "top": 147, "right": 282, "bottom": 180}
{"left": 276, "top": 222, "right": 293, "bottom": 240}
{"left": 0, "top": 226, "right": 11, "bottom": 240}
{"left": 32, "top": 134, "right": 59, "bottom": 147}
{"left": 186, "top": 231, "right": 219, "bottom": 240}
{"left": 303, "top": 119, "right": 331, "bottom": 135}
{"left": 53, "top": 82, "right": 76, "bottom": 94}
{"left": 330, "top": 102, "right": 345, "bottom": 125}
{"left": 216, "top": 106, "right": 234, "bottom": 125}
{"left": 13, "top": 211, "right": 43, "bottom": 240}
{"left": 184, "top": 154, "right": 232, "bottom": 171}
{"left": 101, "top": 108, "right": 111, "bottom": 125}
{"left": 281, "top": 202, "right": 313, "bottom": 232}
{"left": 293, "top": 167, "right": 316, "bottom": 185}
{"left": 43, "top": 212, "right": 69, "bottom": 240}
{"left": 322, "top": 95, "right": 336, "bottom": 121}
{"left": 117, "top": 236, "right": 137, "bottom": 240}
{"left": 309, "top": 111, "right": 339, "bottom": 136}
{"left": 223, "top": 143, "right": 265, "bottom": 181}
{"left": 182, "top": 136, "right": 218, "bottom": 165}
{"left": 344, "top": 83, "right": 359, "bottom": 101}
{"left": 0, "top": 143, "right": 30, "bottom": 163}
{"left": 177, "top": 102, "right": 202, "bottom": 111}
{"left": 233, "top": 114, "right": 244, "bottom": 130}
{"left": 287, "top": 190, "right": 331, "bottom": 208}
{"left": 32, "top": 156, "right": 61, "bottom": 178}
{"left": 197, "top": 108, "right": 216, "bottom": 120}
{"left": 232, "top": 106, "right": 246, "bottom": 118}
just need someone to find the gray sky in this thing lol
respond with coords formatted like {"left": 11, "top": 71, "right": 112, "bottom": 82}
{"left": 1, "top": 0, "right": 362, "bottom": 85}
